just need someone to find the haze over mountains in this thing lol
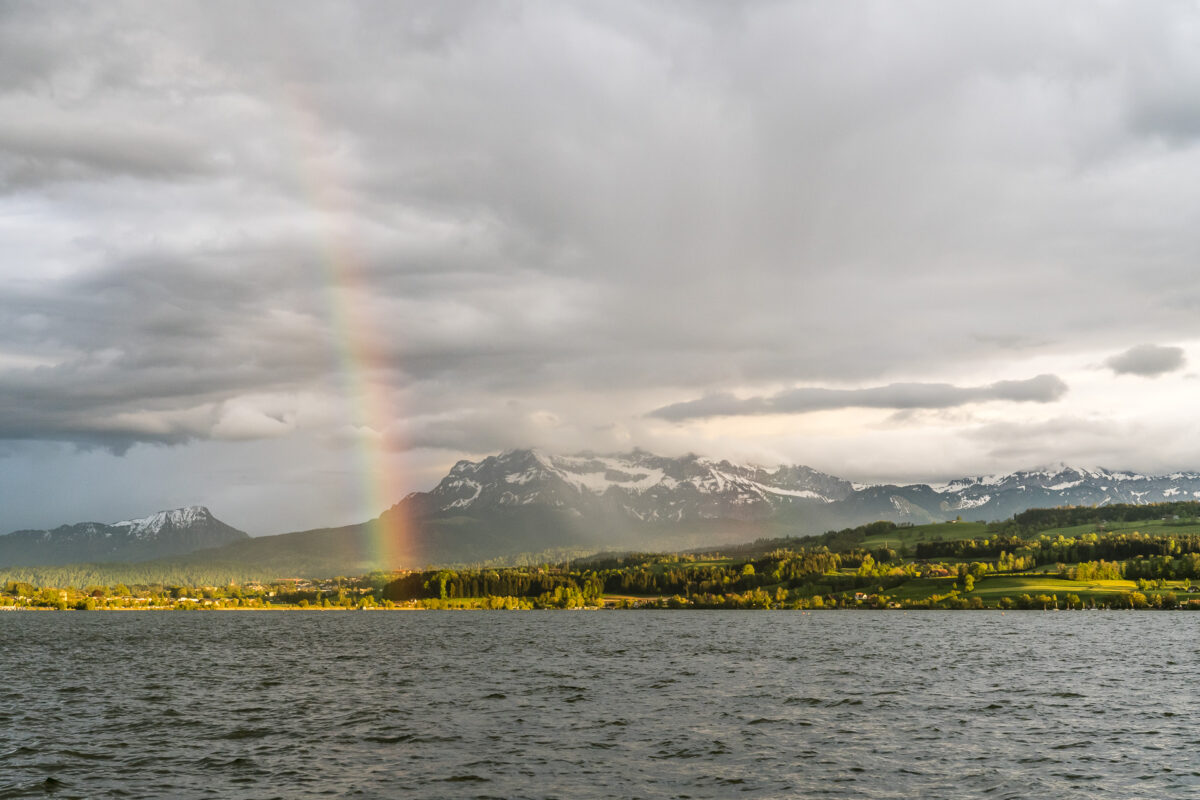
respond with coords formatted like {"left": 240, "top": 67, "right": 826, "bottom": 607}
{"left": 5, "top": 449, "right": 1200, "bottom": 583}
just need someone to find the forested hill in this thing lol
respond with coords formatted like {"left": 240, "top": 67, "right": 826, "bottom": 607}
{"left": 1009, "top": 502, "right": 1200, "bottom": 533}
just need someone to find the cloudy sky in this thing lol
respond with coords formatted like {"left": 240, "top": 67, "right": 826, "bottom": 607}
{"left": 4, "top": 1, "right": 1200, "bottom": 534}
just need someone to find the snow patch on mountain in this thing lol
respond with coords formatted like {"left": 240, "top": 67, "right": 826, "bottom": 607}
{"left": 112, "top": 506, "right": 213, "bottom": 538}
{"left": 927, "top": 473, "right": 1007, "bottom": 494}
{"left": 952, "top": 494, "right": 992, "bottom": 510}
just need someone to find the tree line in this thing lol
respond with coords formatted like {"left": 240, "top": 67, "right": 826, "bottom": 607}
{"left": 1007, "top": 501, "right": 1200, "bottom": 535}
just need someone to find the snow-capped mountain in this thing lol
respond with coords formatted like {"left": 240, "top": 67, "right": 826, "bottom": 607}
{"left": 111, "top": 506, "right": 233, "bottom": 538}
{"left": 919, "top": 463, "right": 1200, "bottom": 522}
{"left": 0, "top": 506, "right": 249, "bottom": 567}
{"left": 396, "top": 450, "right": 1200, "bottom": 532}
{"left": 398, "top": 449, "right": 854, "bottom": 523}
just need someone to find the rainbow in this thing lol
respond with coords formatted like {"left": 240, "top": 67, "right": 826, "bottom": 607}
{"left": 284, "top": 88, "right": 409, "bottom": 572}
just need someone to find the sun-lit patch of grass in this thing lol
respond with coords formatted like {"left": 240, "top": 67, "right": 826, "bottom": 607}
{"left": 964, "top": 575, "right": 1125, "bottom": 599}
{"left": 885, "top": 577, "right": 958, "bottom": 601}
{"left": 686, "top": 559, "right": 734, "bottom": 568}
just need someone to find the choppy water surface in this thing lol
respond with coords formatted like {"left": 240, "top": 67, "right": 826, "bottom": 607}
{"left": 1, "top": 610, "right": 1197, "bottom": 799}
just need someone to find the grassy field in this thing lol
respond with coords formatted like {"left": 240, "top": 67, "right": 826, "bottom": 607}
{"left": 963, "top": 575, "right": 1130, "bottom": 603}
{"left": 905, "top": 573, "right": 1199, "bottom": 607}
{"left": 885, "top": 576, "right": 958, "bottom": 601}
{"left": 861, "top": 521, "right": 988, "bottom": 549}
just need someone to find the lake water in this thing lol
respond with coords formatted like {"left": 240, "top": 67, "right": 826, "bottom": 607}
{"left": 0, "top": 610, "right": 1195, "bottom": 799}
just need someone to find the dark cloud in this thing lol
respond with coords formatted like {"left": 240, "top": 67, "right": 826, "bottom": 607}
{"left": 0, "top": 253, "right": 336, "bottom": 452}
{"left": 1105, "top": 344, "right": 1186, "bottom": 378}
{"left": 649, "top": 375, "right": 1068, "bottom": 421}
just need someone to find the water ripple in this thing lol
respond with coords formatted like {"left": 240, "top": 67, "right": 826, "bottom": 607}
{"left": 1, "top": 611, "right": 1196, "bottom": 798}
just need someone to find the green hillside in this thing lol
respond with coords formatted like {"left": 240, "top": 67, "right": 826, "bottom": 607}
{"left": 8, "top": 502, "right": 1200, "bottom": 609}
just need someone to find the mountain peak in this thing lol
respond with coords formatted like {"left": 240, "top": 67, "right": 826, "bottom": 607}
{"left": 0, "top": 505, "right": 247, "bottom": 567}
{"left": 1020, "top": 463, "right": 1103, "bottom": 477}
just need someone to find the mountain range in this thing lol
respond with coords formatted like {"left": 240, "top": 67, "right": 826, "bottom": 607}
{"left": 5, "top": 449, "right": 1200, "bottom": 580}
{"left": 394, "top": 448, "right": 1200, "bottom": 531}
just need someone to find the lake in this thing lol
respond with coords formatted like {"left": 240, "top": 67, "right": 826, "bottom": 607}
{"left": 0, "top": 610, "right": 1194, "bottom": 799}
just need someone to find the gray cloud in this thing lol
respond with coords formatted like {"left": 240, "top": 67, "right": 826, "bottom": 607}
{"left": 1105, "top": 344, "right": 1187, "bottom": 377}
{"left": 0, "top": 120, "right": 215, "bottom": 190}
{"left": 650, "top": 375, "right": 1068, "bottom": 421}
{"left": 959, "top": 417, "right": 1135, "bottom": 468}
{"left": 3, "top": 2, "right": 1200, "bottom": 531}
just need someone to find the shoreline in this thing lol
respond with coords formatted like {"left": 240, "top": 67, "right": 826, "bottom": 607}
{"left": 1, "top": 604, "right": 1192, "bottom": 613}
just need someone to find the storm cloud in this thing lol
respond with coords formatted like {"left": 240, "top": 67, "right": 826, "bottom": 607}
{"left": 3, "top": 2, "right": 1200, "bottom": 532}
